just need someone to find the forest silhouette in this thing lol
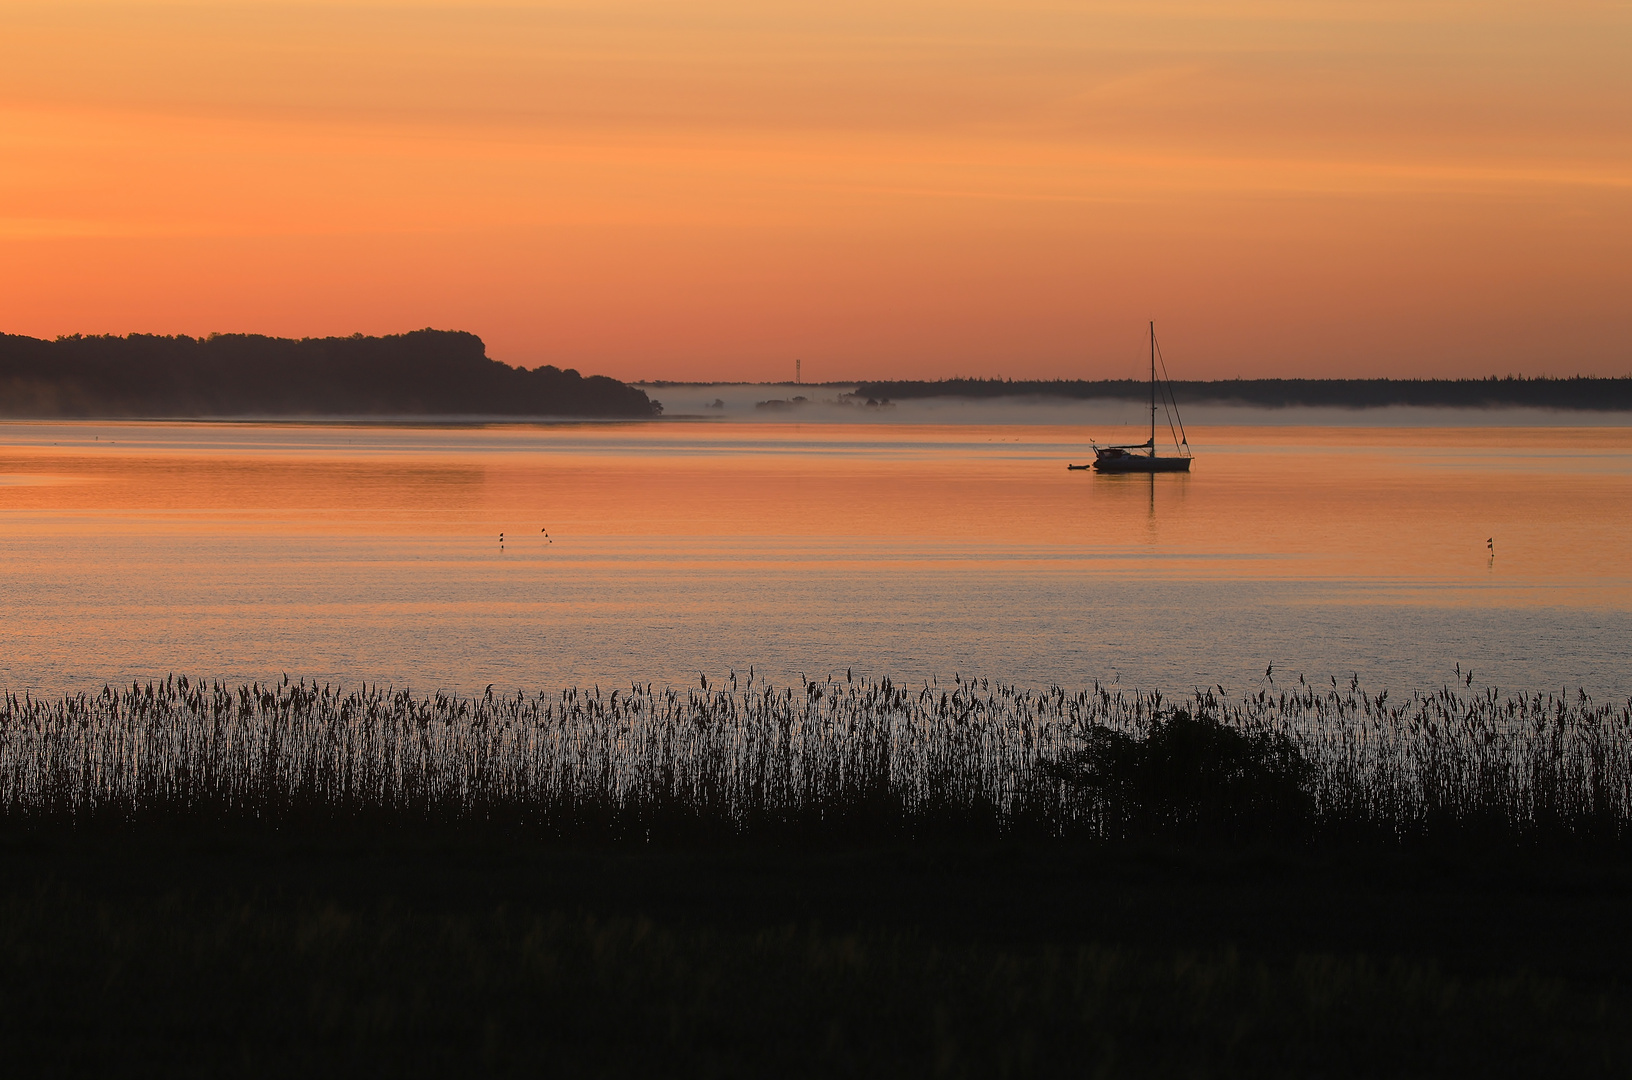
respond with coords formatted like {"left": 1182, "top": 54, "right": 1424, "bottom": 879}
{"left": 852, "top": 375, "right": 1632, "bottom": 410}
{"left": 0, "top": 330, "right": 659, "bottom": 418}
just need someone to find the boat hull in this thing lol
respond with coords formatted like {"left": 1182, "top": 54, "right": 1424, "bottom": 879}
{"left": 1092, "top": 455, "right": 1192, "bottom": 473}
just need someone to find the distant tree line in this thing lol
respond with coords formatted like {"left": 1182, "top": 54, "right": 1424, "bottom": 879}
{"left": 851, "top": 376, "right": 1632, "bottom": 410}
{"left": 0, "top": 330, "right": 659, "bottom": 418}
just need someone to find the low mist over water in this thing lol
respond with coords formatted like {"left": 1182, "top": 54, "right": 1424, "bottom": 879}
{"left": 644, "top": 384, "right": 1632, "bottom": 430}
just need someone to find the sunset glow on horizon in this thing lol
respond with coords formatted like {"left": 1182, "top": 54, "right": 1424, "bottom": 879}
{"left": 2, "top": 1, "right": 1628, "bottom": 381}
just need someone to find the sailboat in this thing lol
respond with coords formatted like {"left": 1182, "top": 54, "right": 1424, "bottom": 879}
{"left": 1069, "top": 322, "right": 1193, "bottom": 473}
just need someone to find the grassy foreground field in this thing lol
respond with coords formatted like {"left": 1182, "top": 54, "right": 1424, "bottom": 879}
{"left": 2, "top": 834, "right": 1631, "bottom": 1077}
{"left": 3, "top": 841, "right": 1632, "bottom": 1076}
{"left": 3, "top": 676, "right": 1631, "bottom": 1076}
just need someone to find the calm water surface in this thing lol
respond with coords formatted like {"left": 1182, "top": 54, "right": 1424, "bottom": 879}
{"left": 1, "top": 417, "right": 1628, "bottom": 698}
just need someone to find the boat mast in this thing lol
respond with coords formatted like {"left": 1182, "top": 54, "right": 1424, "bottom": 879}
{"left": 1148, "top": 320, "right": 1156, "bottom": 457}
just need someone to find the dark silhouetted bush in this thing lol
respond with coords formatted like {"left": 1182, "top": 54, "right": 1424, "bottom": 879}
{"left": 1039, "top": 709, "right": 1313, "bottom": 841}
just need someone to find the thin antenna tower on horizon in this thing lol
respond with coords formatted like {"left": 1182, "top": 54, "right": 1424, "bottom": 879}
{"left": 796, "top": 358, "right": 801, "bottom": 385}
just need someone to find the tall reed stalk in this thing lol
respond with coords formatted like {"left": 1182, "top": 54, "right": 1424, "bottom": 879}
{"left": 2, "top": 673, "right": 1628, "bottom": 848}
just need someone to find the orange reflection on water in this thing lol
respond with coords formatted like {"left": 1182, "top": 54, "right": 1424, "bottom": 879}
{"left": 0, "top": 419, "right": 1628, "bottom": 695}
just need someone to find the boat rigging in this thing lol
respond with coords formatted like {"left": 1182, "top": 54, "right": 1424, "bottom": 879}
{"left": 1068, "top": 321, "right": 1193, "bottom": 473}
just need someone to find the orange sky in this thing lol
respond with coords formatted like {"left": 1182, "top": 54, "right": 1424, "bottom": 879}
{"left": 1, "top": 1, "right": 1628, "bottom": 381}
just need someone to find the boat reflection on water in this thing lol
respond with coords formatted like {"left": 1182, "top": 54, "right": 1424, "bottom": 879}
{"left": 1092, "top": 469, "right": 1190, "bottom": 538}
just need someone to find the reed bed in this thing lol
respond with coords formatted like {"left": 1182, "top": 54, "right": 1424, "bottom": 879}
{"left": 2, "top": 672, "right": 1629, "bottom": 848}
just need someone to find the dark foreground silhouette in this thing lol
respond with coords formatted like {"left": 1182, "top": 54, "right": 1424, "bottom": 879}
{"left": 0, "top": 330, "right": 659, "bottom": 417}
{"left": 2, "top": 677, "right": 1630, "bottom": 1076}
{"left": 852, "top": 375, "right": 1632, "bottom": 410}
{"left": 6, "top": 835, "right": 1625, "bottom": 1078}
